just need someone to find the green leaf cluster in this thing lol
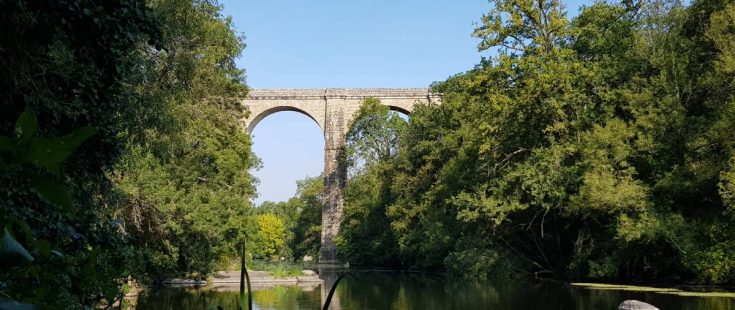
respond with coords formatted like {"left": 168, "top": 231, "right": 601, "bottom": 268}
{"left": 250, "top": 214, "right": 287, "bottom": 259}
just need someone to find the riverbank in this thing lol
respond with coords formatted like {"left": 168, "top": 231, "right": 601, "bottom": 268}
{"left": 122, "top": 269, "right": 323, "bottom": 308}
{"left": 160, "top": 269, "right": 323, "bottom": 287}
{"left": 210, "top": 270, "right": 322, "bottom": 286}
{"left": 571, "top": 282, "right": 735, "bottom": 298}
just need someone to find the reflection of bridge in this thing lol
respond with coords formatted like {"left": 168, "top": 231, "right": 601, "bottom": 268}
{"left": 243, "top": 88, "right": 442, "bottom": 263}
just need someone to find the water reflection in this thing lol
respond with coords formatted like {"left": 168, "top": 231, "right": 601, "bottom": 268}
{"left": 136, "top": 285, "right": 321, "bottom": 310}
{"left": 136, "top": 271, "right": 735, "bottom": 310}
{"left": 330, "top": 271, "right": 734, "bottom": 310}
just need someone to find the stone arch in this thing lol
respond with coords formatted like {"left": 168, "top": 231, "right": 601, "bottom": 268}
{"left": 246, "top": 106, "right": 324, "bottom": 134}
{"left": 387, "top": 105, "right": 411, "bottom": 115}
{"left": 243, "top": 96, "right": 327, "bottom": 134}
{"left": 378, "top": 97, "right": 427, "bottom": 117}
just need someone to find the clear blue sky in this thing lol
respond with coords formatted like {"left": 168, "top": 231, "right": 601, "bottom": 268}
{"left": 219, "top": 0, "right": 589, "bottom": 205}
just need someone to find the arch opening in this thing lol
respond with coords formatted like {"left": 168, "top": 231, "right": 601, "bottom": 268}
{"left": 248, "top": 106, "right": 323, "bottom": 134}
{"left": 250, "top": 111, "right": 325, "bottom": 206}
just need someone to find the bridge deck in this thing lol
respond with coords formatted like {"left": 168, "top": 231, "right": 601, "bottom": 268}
{"left": 246, "top": 88, "right": 440, "bottom": 100}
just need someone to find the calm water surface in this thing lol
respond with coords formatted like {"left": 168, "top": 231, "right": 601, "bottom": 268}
{"left": 136, "top": 271, "right": 735, "bottom": 309}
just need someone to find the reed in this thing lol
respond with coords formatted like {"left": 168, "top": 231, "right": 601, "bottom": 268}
{"left": 322, "top": 271, "right": 351, "bottom": 310}
{"left": 239, "top": 242, "right": 253, "bottom": 310}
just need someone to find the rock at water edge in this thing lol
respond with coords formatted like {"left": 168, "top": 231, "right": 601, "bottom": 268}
{"left": 618, "top": 300, "right": 659, "bottom": 310}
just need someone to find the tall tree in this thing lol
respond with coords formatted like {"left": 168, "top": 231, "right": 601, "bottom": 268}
{"left": 339, "top": 98, "right": 406, "bottom": 265}
{"left": 111, "top": 0, "right": 256, "bottom": 282}
{"left": 289, "top": 176, "right": 324, "bottom": 260}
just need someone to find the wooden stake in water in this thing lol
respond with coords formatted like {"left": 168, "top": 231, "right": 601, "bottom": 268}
{"left": 239, "top": 242, "right": 253, "bottom": 310}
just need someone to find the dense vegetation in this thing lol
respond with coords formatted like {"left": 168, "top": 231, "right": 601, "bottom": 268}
{"left": 339, "top": 0, "right": 735, "bottom": 285}
{"left": 255, "top": 176, "right": 324, "bottom": 261}
{"left": 110, "top": 0, "right": 257, "bottom": 283}
{"left": 0, "top": 0, "right": 258, "bottom": 307}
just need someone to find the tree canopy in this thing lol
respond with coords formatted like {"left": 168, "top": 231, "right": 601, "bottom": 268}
{"left": 337, "top": 0, "right": 735, "bottom": 284}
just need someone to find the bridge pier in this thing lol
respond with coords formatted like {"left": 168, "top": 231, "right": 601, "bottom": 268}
{"left": 243, "top": 89, "right": 441, "bottom": 263}
{"left": 320, "top": 147, "right": 345, "bottom": 263}
{"left": 320, "top": 96, "right": 348, "bottom": 263}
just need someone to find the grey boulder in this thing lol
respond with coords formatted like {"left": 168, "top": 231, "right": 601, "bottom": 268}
{"left": 618, "top": 300, "right": 659, "bottom": 310}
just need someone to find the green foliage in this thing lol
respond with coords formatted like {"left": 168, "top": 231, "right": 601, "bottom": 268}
{"left": 338, "top": 0, "right": 735, "bottom": 285}
{"left": 1, "top": 0, "right": 255, "bottom": 306}
{"left": 249, "top": 176, "right": 323, "bottom": 262}
{"left": 288, "top": 176, "right": 324, "bottom": 260}
{"left": 338, "top": 99, "right": 406, "bottom": 266}
{"left": 251, "top": 214, "right": 287, "bottom": 259}
{"left": 109, "top": 0, "right": 256, "bottom": 282}
{"left": 345, "top": 97, "right": 407, "bottom": 175}
{"left": 267, "top": 264, "right": 302, "bottom": 278}
{"left": 0, "top": 0, "right": 159, "bottom": 306}
{"left": 0, "top": 110, "right": 97, "bottom": 275}
{"left": 473, "top": 0, "right": 569, "bottom": 54}
{"left": 339, "top": 162, "right": 402, "bottom": 266}
{"left": 247, "top": 261, "right": 304, "bottom": 278}
{"left": 1, "top": 109, "right": 97, "bottom": 213}
{"left": 443, "top": 238, "right": 506, "bottom": 279}
{"left": 721, "top": 155, "right": 735, "bottom": 212}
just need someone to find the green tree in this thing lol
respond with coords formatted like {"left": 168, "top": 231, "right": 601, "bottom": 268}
{"left": 289, "top": 176, "right": 324, "bottom": 260}
{"left": 339, "top": 98, "right": 406, "bottom": 265}
{"left": 345, "top": 97, "right": 407, "bottom": 175}
{"left": 251, "top": 214, "right": 287, "bottom": 259}
{"left": 252, "top": 176, "right": 323, "bottom": 261}
{"left": 1, "top": 0, "right": 258, "bottom": 305}
{"left": 111, "top": 0, "right": 256, "bottom": 281}
{"left": 473, "top": 0, "right": 569, "bottom": 55}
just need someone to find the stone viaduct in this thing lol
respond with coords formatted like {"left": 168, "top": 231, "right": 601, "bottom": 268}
{"left": 242, "top": 88, "right": 441, "bottom": 263}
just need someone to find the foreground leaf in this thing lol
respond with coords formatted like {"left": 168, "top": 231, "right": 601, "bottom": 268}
{"left": 1, "top": 227, "right": 34, "bottom": 265}
{"left": 23, "top": 127, "right": 97, "bottom": 174}
{"left": 29, "top": 174, "right": 73, "bottom": 211}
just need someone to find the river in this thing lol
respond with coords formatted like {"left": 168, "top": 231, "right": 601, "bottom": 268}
{"left": 135, "top": 270, "right": 734, "bottom": 309}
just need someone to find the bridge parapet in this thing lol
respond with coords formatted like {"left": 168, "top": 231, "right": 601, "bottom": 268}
{"left": 246, "top": 88, "right": 441, "bottom": 100}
